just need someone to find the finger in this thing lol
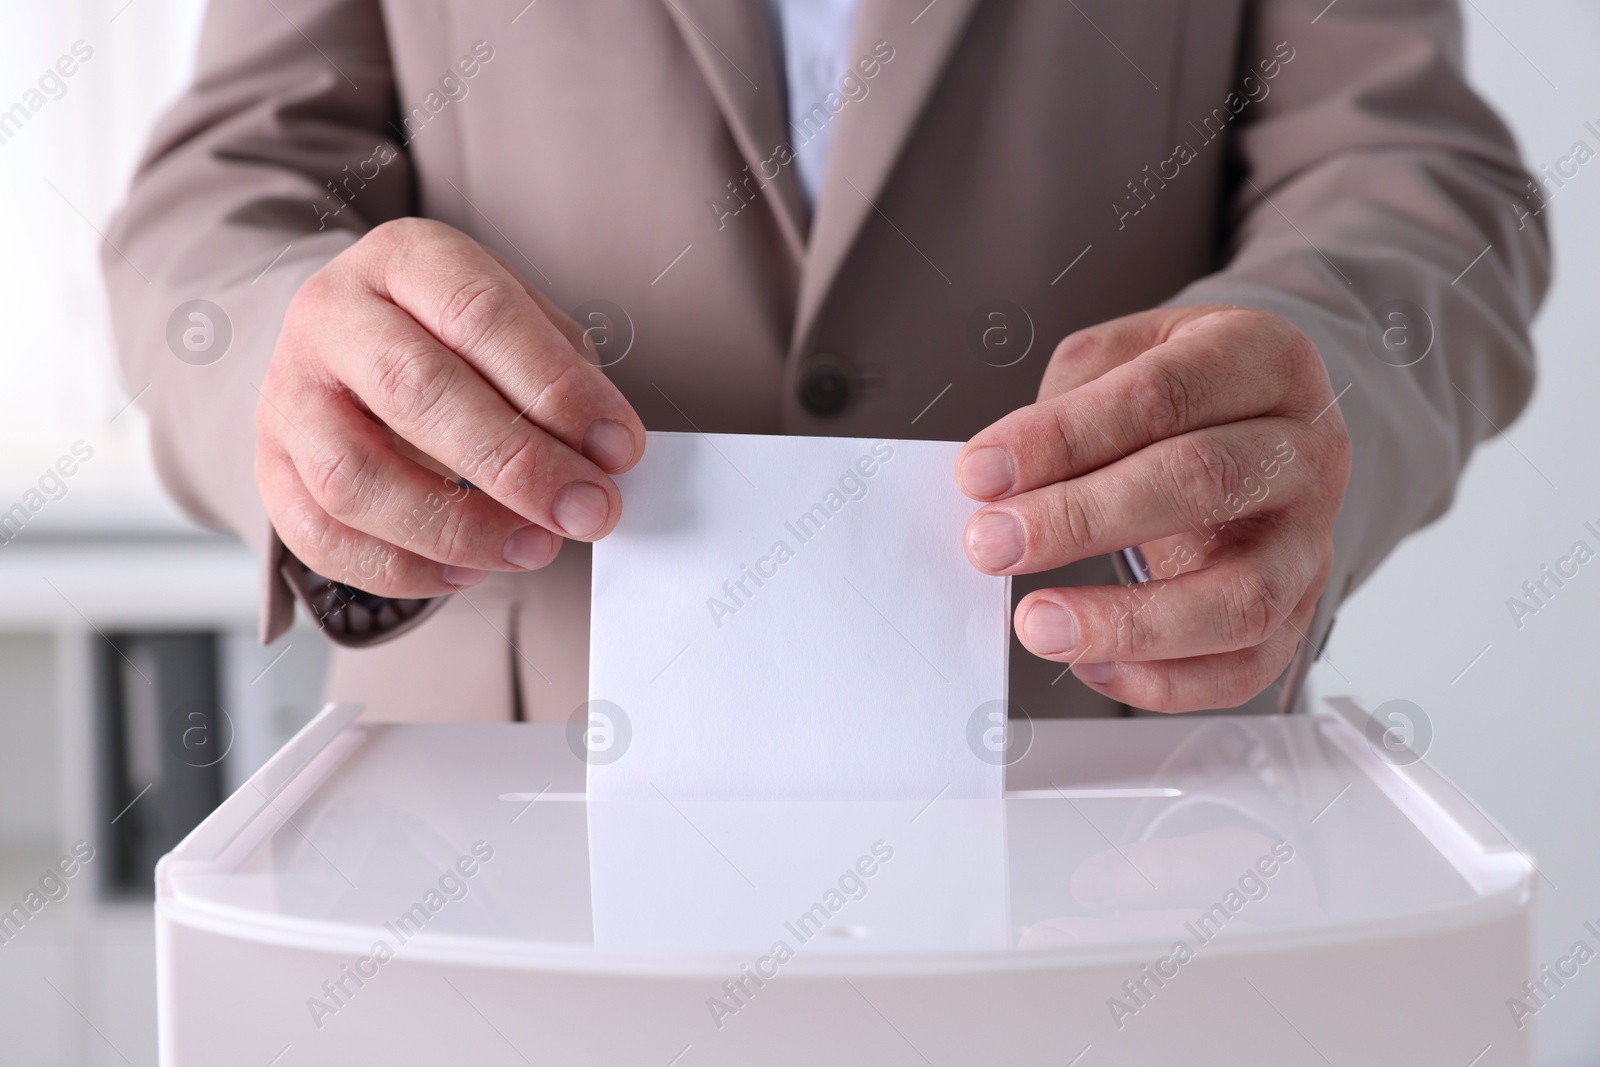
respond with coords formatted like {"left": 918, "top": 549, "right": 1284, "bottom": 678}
{"left": 959, "top": 309, "right": 1316, "bottom": 501}
{"left": 1012, "top": 542, "right": 1317, "bottom": 663}
{"left": 1064, "top": 591, "right": 1315, "bottom": 713}
{"left": 1035, "top": 308, "right": 1184, "bottom": 400}
{"left": 479, "top": 246, "right": 594, "bottom": 358}
{"left": 361, "top": 218, "right": 644, "bottom": 473}
{"left": 271, "top": 383, "right": 563, "bottom": 572}
{"left": 257, "top": 445, "right": 493, "bottom": 598}
{"left": 316, "top": 297, "right": 624, "bottom": 541}
{"left": 964, "top": 421, "right": 1309, "bottom": 575}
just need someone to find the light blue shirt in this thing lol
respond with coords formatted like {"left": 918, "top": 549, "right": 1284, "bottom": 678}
{"left": 767, "top": 0, "right": 861, "bottom": 210}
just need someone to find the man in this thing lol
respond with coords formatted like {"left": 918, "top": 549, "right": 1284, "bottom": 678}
{"left": 103, "top": 0, "right": 1547, "bottom": 722}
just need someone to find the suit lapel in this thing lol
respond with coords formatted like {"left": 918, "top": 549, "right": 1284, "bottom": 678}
{"left": 661, "top": 0, "right": 808, "bottom": 261}
{"left": 794, "top": 0, "right": 985, "bottom": 354}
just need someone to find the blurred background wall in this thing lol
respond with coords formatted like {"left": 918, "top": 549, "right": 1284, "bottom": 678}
{"left": 0, "top": 5, "right": 331, "bottom": 1063}
{"left": 0, "top": 1, "right": 1593, "bottom": 1063}
{"left": 1304, "top": 3, "right": 1600, "bottom": 1062}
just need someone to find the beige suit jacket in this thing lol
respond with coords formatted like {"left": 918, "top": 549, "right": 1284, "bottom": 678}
{"left": 103, "top": 0, "right": 1547, "bottom": 723}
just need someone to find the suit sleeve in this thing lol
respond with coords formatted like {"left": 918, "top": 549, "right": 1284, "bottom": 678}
{"left": 102, "top": 0, "right": 415, "bottom": 644}
{"left": 1164, "top": 0, "right": 1550, "bottom": 660}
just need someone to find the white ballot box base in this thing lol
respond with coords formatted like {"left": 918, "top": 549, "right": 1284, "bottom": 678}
{"left": 155, "top": 702, "right": 1535, "bottom": 1066}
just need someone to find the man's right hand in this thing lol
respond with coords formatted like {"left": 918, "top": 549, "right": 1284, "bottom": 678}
{"left": 255, "top": 218, "right": 644, "bottom": 596}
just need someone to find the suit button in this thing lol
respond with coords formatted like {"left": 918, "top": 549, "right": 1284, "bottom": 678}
{"left": 798, "top": 354, "right": 853, "bottom": 416}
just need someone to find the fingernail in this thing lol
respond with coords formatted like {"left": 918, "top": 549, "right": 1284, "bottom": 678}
{"left": 1023, "top": 600, "right": 1078, "bottom": 655}
{"left": 1074, "top": 661, "right": 1115, "bottom": 684}
{"left": 502, "top": 525, "right": 556, "bottom": 570}
{"left": 967, "top": 511, "right": 1025, "bottom": 571}
{"left": 959, "top": 446, "right": 1014, "bottom": 499}
{"left": 442, "top": 565, "right": 488, "bottom": 587}
{"left": 582, "top": 418, "right": 636, "bottom": 472}
{"left": 552, "top": 480, "right": 610, "bottom": 538}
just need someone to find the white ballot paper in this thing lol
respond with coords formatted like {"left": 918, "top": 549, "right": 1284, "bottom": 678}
{"left": 587, "top": 432, "right": 1010, "bottom": 801}
{"left": 586, "top": 799, "right": 1010, "bottom": 955}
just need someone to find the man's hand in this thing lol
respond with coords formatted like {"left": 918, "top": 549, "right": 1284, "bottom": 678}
{"left": 256, "top": 218, "right": 645, "bottom": 596}
{"left": 957, "top": 306, "right": 1352, "bottom": 712}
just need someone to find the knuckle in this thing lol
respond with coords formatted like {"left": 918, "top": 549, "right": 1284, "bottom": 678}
{"left": 427, "top": 499, "right": 479, "bottom": 562}
{"left": 257, "top": 361, "right": 310, "bottom": 436}
{"left": 1051, "top": 327, "right": 1098, "bottom": 365}
{"left": 1171, "top": 438, "right": 1239, "bottom": 515}
{"left": 303, "top": 438, "right": 377, "bottom": 518}
{"left": 366, "top": 216, "right": 432, "bottom": 256}
{"left": 1328, "top": 417, "right": 1353, "bottom": 458}
{"left": 285, "top": 273, "right": 327, "bottom": 325}
{"left": 385, "top": 483, "right": 443, "bottom": 550}
{"left": 1126, "top": 363, "right": 1196, "bottom": 441}
{"left": 1109, "top": 595, "right": 1159, "bottom": 660}
{"left": 281, "top": 497, "right": 342, "bottom": 575}
{"left": 1222, "top": 570, "right": 1281, "bottom": 648}
{"left": 516, "top": 357, "right": 586, "bottom": 428}
{"left": 1320, "top": 419, "right": 1354, "bottom": 477}
{"left": 473, "top": 432, "right": 549, "bottom": 506}
{"left": 253, "top": 381, "right": 279, "bottom": 438}
{"left": 266, "top": 462, "right": 411, "bottom": 598}
{"left": 337, "top": 541, "right": 399, "bottom": 593}
{"left": 368, "top": 333, "right": 452, "bottom": 427}
{"left": 1279, "top": 320, "right": 1321, "bottom": 370}
{"left": 1044, "top": 488, "right": 1100, "bottom": 557}
{"left": 1045, "top": 406, "right": 1081, "bottom": 473}
{"left": 1275, "top": 322, "right": 1329, "bottom": 403}
{"left": 433, "top": 273, "right": 515, "bottom": 352}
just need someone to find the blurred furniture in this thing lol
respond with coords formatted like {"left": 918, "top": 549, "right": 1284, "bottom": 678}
{"left": 0, "top": 531, "right": 326, "bottom": 1066}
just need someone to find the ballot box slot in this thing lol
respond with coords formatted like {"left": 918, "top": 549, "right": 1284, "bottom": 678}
{"left": 156, "top": 706, "right": 1536, "bottom": 982}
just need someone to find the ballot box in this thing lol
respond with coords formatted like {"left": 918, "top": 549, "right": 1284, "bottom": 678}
{"left": 155, "top": 699, "right": 1535, "bottom": 1066}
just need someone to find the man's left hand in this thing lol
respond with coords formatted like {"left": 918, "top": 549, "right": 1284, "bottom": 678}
{"left": 957, "top": 305, "right": 1352, "bottom": 712}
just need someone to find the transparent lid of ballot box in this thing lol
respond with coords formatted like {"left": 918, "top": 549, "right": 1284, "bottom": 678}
{"left": 157, "top": 706, "right": 1533, "bottom": 974}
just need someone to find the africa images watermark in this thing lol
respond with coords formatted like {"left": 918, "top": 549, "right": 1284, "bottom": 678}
{"left": 341, "top": 449, "right": 494, "bottom": 589}
{"left": 1511, "top": 116, "right": 1600, "bottom": 232}
{"left": 0, "top": 841, "right": 96, "bottom": 947}
{"left": 1504, "top": 518, "right": 1600, "bottom": 631}
{"left": 704, "top": 441, "right": 895, "bottom": 629}
{"left": 304, "top": 840, "right": 496, "bottom": 1030}
{"left": 315, "top": 41, "right": 497, "bottom": 231}
{"left": 1105, "top": 839, "right": 1297, "bottom": 1029}
{"left": 0, "top": 39, "right": 94, "bottom": 148}
{"left": 1506, "top": 916, "right": 1600, "bottom": 1031}
{"left": 706, "top": 840, "right": 896, "bottom": 1031}
{"left": 0, "top": 440, "right": 95, "bottom": 547}
{"left": 1112, "top": 40, "right": 1296, "bottom": 230}
{"left": 708, "top": 40, "right": 896, "bottom": 230}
